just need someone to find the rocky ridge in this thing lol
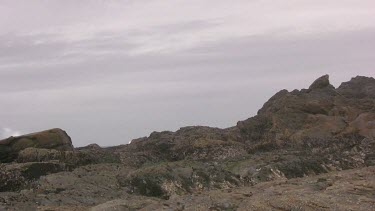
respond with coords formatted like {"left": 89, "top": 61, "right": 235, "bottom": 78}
{"left": 0, "top": 75, "right": 374, "bottom": 210}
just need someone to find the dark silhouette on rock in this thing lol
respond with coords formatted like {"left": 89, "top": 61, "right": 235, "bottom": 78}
{"left": 309, "top": 74, "right": 335, "bottom": 90}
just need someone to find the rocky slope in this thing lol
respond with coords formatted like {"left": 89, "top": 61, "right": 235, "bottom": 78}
{"left": 0, "top": 75, "right": 374, "bottom": 210}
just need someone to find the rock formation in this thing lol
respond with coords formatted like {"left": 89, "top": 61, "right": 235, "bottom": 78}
{"left": 0, "top": 128, "right": 73, "bottom": 163}
{"left": 0, "top": 75, "right": 374, "bottom": 210}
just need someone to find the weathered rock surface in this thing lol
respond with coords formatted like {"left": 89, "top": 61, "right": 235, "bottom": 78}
{"left": 0, "top": 128, "right": 73, "bottom": 163}
{"left": 17, "top": 147, "right": 120, "bottom": 166}
{"left": 118, "top": 160, "right": 242, "bottom": 199}
{"left": 0, "top": 162, "right": 69, "bottom": 192}
{"left": 116, "top": 126, "right": 245, "bottom": 167}
{"left": 135, "top": 166, "right": 375, "bottom": 211}
{"left": 337, "top": 75, "right": 375, "bottom": 98}
{"left": 1, "top": 166, "right": 374, "bottom": 210}
{"left": 0, "top": 75, "right": 374, "bottom": 210}
{"left": 237, "top": 75, "right": 375, "bottom": 144}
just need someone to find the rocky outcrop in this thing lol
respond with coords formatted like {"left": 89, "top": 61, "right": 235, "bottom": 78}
{"left": 309, "top": 74, "right": 335, "bottom": 90}
{"left": 0, "top": 128, "right": 73, "bottom": 163}
{"left": 0, "top": 129, "right": 121, "bottom": 193}
{"left": 112, "top": 75, "right": 375, "bottom": 198}
{"left": 0, "top": 74, "right": 374, "bottom": 210}
{"left": 237, "top": 75, "right": 375, "bottom": 146}
{"left": 116, "top": 126, "right": 245, "bottom": 167}
{"left": 337, "top": 76, "right": 375, "bottom": 98}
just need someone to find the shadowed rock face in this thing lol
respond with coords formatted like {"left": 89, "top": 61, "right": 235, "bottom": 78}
{"left": 0, "top": 75, "right": 375, "bottom": 210}
{"left": 0, "top": 128, "right": 73, "bottom": 163}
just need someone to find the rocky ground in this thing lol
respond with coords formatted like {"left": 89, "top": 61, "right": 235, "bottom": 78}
{"left": 0, "top": 75, "right": 374, "bottom": 210}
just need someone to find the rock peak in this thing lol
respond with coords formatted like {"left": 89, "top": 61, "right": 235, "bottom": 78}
{"left": 309, "top": 74, "right": 334, "bottom": 90}
{"left": 337, "top": 75, "right": 375, "bottom": 98}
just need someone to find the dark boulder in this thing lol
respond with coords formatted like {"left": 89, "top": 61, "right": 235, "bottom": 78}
{"left": 309, "top": 74, "right": 335, "bottom": 90}
{"left": 0, "top": 128, "right": 73, "bottom": 163}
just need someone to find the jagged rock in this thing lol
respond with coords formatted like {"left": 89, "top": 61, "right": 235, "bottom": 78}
{"left": 1, "top": 75, "right": 375, "bottom": 210}
{"left": 309, "top": 74, "right": 335, "bottom": 90}
{"left": 0, "top": 128, "right": 73, "bottom": 163}
{"left": 337, "top": 76, "right": 375, "bottom": 98}
{"left": 237, "top": 75, "right": 374, "bottom": 145}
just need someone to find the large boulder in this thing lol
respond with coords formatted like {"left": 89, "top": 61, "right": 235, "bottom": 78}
{"left": 0, "top": 128, "right": 73, "bottom": 163}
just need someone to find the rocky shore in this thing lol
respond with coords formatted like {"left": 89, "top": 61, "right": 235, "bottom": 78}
{"left": 1, "top": 75, "right": 374, "bottom": 210}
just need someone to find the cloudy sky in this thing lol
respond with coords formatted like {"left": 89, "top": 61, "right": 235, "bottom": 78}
{"left": 1, "top": 0, "right": 374, "bottom": 146}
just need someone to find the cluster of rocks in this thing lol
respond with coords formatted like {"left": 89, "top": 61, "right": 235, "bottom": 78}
{"left": 0, "top": 75, "right": 374, "bottom": 210}
{"left": 0, "top": 129, "right": 120, "bottom": 193}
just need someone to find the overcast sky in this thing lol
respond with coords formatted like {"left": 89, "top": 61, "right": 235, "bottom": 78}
{"left": 1, "top": 0, "right": 374, "bottom": 146}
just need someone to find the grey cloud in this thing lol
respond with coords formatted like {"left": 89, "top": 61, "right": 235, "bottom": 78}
{"left": 0, "top": 127, "right": 21, "bottom": 139}
{"left": 2, "top": 28, "right": 374, "bottom": 93}
{"left": 1, "top": 1, "right": 374, "bottom": 146}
